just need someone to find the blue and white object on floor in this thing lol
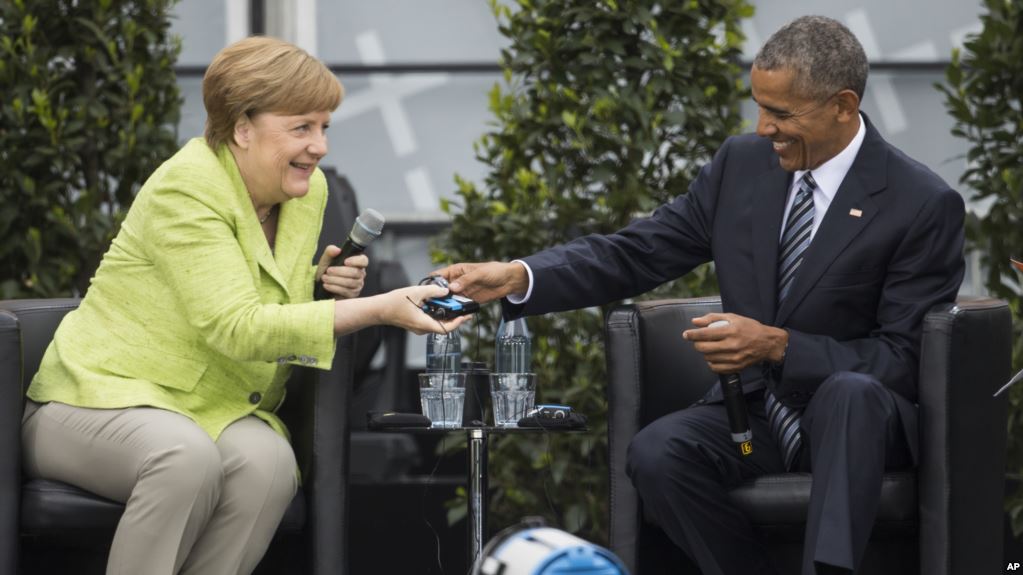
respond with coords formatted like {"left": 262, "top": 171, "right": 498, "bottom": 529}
{"left": 476, "top": 526, "right": 628, "bottom": 575}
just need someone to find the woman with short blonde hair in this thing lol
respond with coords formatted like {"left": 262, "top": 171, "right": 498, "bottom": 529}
{"left": 21, "top": 36, "right": 467, "bottom": 575}
{"left": 202, "top": 36, "right": 344, "bottom": 150}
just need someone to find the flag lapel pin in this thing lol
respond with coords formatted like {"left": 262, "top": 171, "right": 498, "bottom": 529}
{"left": 849, "top": 208, "right": 863, "bottom": 218}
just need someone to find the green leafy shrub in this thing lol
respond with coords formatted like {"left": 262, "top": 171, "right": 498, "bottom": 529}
{"left": 435, "top": 0, "right": 752, "bottom": 542}
{"left": 0, "top": 0, "right": 182, "bottom": 297}
{"left": 938, "top": 0, "right": 1023, "bottom": 535}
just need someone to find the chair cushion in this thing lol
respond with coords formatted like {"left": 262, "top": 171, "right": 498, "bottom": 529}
{"left": 21, "top": 480, "right": 123, "bottom": 533}
{"left": 729, "top": 471, "right": 917, "bottom": 532}
{"left": 21, "top": 479, "right": 306, "bottom": 535}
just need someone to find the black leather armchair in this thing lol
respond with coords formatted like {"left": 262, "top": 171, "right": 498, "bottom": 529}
{"left": 0, "top": 299, "right": 354, "bottom": 575}
{"left": 605, "top": 296, "right": 1011, "bottom": 574}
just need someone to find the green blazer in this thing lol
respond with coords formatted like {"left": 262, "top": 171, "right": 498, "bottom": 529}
{"left": 27, "top": 138, "right": 337, "bottom": 440}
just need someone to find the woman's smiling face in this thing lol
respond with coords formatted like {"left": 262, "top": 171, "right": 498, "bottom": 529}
{"left": 233, "top": 110, "right": 331, "bottom": 203}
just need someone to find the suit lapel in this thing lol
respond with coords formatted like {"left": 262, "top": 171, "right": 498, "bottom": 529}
{"left": 218, "top": 146, "right": 290, "bottom": 293}
{"left": 272, "top": 193, "right": 319, "bottom": 298}
{"left": 752, "top": 161, "right": 792, "bottom": 323}
{"left": 775, "top": 118, "right": 888, "bottom": 325}
{"left": 241, "top": 208, "right": 290, "bottom": 296}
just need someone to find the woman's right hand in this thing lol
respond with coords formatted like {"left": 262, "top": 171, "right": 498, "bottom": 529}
{"left": 378, "top": 284, "right": 473, "bottom": 335}
{"left": 316, "top": 245, "right": 368, "bottom": 300}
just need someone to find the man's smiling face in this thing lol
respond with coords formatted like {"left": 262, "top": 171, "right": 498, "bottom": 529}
{"left": 750, "top": 66, "right": 848, "bottom": 172}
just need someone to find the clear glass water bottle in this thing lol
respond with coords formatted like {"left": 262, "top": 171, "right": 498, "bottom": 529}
{"left": 426, "top": 331, "right": 461, "bottom": 373}
{"left": 495, "top": 317, "right": 531, "bottom": 373}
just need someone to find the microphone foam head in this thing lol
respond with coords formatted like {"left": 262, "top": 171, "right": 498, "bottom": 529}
{"left": 350, "top": 208, "right": 385, "bottom": 246}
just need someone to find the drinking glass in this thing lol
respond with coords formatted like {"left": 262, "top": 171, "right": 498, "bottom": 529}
{"left": 418, "top": 373, "right": 467, "bottom": 428}
{"left": 488, "top": 373, "right": 536, "bottom": 428}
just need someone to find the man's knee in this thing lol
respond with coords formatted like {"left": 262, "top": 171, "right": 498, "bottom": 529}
{"left": 807, "top": 372, "right": 897, "bottom": 431}
{"left": 626, "top": 422, "right": 661, "bottom": 483}
{"left": 626, "top": 412, "right": 705, "bottom": 486}
{"left": 814, "top": 372, "right": 890, "bottom": 408}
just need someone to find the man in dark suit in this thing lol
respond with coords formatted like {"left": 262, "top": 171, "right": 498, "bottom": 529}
{"left": 436, "top": 15, "right": 965, "bottom": 575}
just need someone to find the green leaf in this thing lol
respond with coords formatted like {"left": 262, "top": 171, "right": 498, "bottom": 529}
{"left": 22, "top": 13, "right": 37, "bottom": 35}
{"left": 446, "top": 503, "right": 467, "bottom": 526}
{"left": 561, "top": 110, "right": 577, "bottom": 129}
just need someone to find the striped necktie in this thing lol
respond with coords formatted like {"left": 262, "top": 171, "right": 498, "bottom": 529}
{"left": 768, "top": 171, "right": 817, "bottom": 470}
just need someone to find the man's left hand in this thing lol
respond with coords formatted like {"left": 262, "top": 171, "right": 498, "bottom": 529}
{"left": 683, "top": 313, "right": 788, "bottom": 373}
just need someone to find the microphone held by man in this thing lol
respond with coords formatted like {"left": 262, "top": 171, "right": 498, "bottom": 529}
{"left": 708, "top": 319, "right": 753, "bottom": 456}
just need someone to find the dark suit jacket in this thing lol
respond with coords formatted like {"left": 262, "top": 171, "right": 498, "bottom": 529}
{"left": 508, "top": 116, "right": 965, "bottom": 461}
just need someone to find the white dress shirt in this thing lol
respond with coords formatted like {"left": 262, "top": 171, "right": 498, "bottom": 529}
{"left": 780, "top": 114, "right": 866, "bottom": 241}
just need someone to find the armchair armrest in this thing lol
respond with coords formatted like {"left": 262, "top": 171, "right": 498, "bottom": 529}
{"left": 917, "top": 296, "right": 1010, "bottom": 575}
{"left": 0, "top": 298, "right": 81, "bottom": 574}
{"left": 278, "top": 333, "right": 355, "bottom": 575}
{"left": 604, "top": 297, "right": 722, "bottom": 573}
{"left": 364, "top": 260, "right": 411, "bottom": 412}
{"left": 347, "top": 259, "right": 412, "bottom": 426}
{"left": 0, "top": 310, "right": 21, "bottom": 575}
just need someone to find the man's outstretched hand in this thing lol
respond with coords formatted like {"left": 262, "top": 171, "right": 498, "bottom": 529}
{"left": 432, "top": 261, "right": 529, "bottom": 304}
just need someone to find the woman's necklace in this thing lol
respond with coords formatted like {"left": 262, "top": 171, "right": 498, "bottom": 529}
{"left": 259, "top": 204, "right": 276, "bottom": 224}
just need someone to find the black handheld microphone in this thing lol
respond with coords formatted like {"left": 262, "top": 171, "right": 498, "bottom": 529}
{"left": 709, "top": 320, "right": 753, "bottom": 456}
{"left": 315, "top": 208, "right": 385, "bottom": 300}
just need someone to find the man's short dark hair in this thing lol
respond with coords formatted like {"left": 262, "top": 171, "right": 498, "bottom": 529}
{"left": 753, "top": 15, "right": 869, "bottom": 102}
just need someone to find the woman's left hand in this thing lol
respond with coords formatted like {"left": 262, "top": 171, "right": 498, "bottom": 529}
{"left": 316, "top": 245, "right": 368, "bottom": 299}
{"left": 380, "top": 284, "right": 473, "bottom": 335}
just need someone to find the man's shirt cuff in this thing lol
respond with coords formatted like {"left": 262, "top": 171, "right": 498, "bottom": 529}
{"left": 505, "top": 260, "right": 534, "bottom": 305}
